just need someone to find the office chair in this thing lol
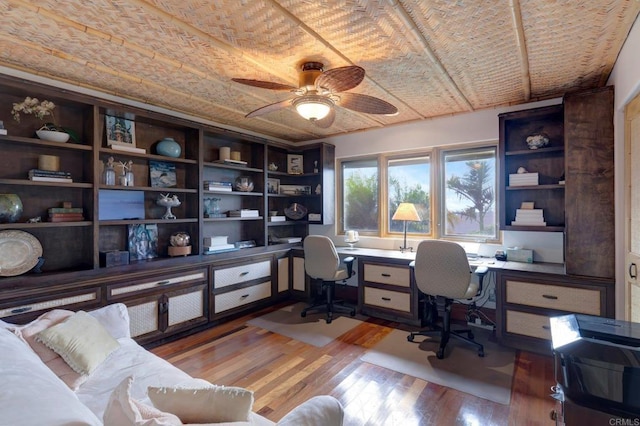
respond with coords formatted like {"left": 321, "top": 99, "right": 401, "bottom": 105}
{"left": 407, "top": 240, "right": 488, "bottom": 359}
{"left": 301, "top": 235, "right": 357, "bottom": 324}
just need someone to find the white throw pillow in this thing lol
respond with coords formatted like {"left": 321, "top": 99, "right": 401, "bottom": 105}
{"left": 148, "top": 385, "right": 254, "bottom": 424}
{"left": 277, "top": 395, "right": 344, "bottom": 426}
{"left": 104, "top": 376, "right": 182, "bottom": 426}
{"left": 36, "top": 310, "right": 120, "bottom": 375}
{"left": 89, "top": 303, "right": 131, "bottom": 339}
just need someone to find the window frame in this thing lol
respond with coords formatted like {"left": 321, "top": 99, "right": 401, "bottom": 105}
{"left": 337, "top": 142, "right": 500, "bottom": 244}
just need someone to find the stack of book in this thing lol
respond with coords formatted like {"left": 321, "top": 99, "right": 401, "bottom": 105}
{"left": 203, "top": 235, "right": 239, "bottom": 254}
{"left": 228, "top": 209, "right": 259, "bottom": 218}
{"left": 28, "top": 169, "right": 73, "bottom": 183}
{"left": 203, "top": 181, "right": 232, "bottom": 192}
{"left": 509, "top": 172, "right": 538, "bottom": 187}
{"left": 512, "top": 208, "right": 546, "bottom": 226}
{"left": 49, "top": 207, "right": 84, "bottom": 222}
{"left": 269, "top": 215, "right": 286, "bottom": 222}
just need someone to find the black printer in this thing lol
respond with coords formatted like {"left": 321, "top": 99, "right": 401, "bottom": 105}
{"left": 550, "top": 314, "right": 640, "bottom": 418}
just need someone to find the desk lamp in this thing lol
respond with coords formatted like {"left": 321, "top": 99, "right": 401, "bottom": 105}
{"left": 392, "top": 203, "right": 421, "bottom": 252}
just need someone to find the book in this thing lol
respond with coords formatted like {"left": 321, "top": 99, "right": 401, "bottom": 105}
{"left": 213, "top": 159, "right": 248, "bottom": 166}
{"left": 49, "top": 215, "right": 85, "bottom": 222}
{"left": 111, "top": 144, "right": 146, "bottom": 154}
{"left": 29, "top": 169, "right": 72, "bottom": 178}
{"left": 203, "top": 243, "right": 236, "bottom": 251}
{"left": 49, "top": 212, "right": 84, "bottom": 218}
{"left": 269, "top": 216, "right": 286, "bottom": 222}
{"left": 228, "top": 209, "right": 259, "bottom": 218}
{"left": 29, "top": 176, "right": 73, "bottom": 183}
{"left": 149, "top": 160, "right": 176, "bottom": 188}
{"left": 48, "top": 207, "right": 83, "bottom": 214}
{"left": 203, "top": 247, "right": 240, "bottom": 255}
{"left": 203, "top": 236, "right": 229, "bottom": 246}
{"left": 515, "top": 209, "right": 544, "bottom": 216}
{"left": 205, "top": 186, "right": 232, "bottom": 192}
{"left": 512, "top": 220, "right": 546, "bottom": 226}
{"left": 204, "top": 181, "right": 232, "bottom": 187}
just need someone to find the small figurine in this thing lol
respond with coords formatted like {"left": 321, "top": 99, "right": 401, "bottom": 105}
{"left": 27, "top": 216, "right": 42, "bottom": 223}
{"left": 315, "top": 184, "right": 321, "bottom": 194}
{"left": 313, "top": 160, "right": 319, "bottom": 173}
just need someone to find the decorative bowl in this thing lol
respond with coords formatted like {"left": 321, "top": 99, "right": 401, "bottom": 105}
{"left": 284, "top": 203, "right": 307, "bottom": 220}
{"left": 234, "top": 176, "right": 254, "bottom": 192}
{"left": 526, "top": 133, "right": 550, "bottom": 150}
{"left": 36, "top": 130, "right": 70, "bottom": 143}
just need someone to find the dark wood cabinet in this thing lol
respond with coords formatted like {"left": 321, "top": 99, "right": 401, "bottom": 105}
{"left": 564, "top": 86, "right": 615, "bottom": 279}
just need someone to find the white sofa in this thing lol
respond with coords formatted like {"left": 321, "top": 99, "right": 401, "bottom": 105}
{"left": 0, "top": 303, "right": 344, "bottom": 426}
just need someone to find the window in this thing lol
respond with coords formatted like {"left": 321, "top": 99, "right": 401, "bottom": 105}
{"left": 339, "top": 144, "right": 498, "bottom": 242}
{"left": 441, "top": 147, "right": 497, "bottom": 240}
{"left": 388, "top": 156, "right": 431, "bottom": 235}
{"left": 341, "top": 158, "right": 379, "bottom": 232}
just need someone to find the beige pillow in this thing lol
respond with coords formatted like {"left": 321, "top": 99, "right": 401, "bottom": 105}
{"left": 11, "top": 309, "right": 88, "bottom": 389}
{"left": 148, "top": 385, "right": 254, "bottom": 424}
{"left": 36, "top": 310, "right": 120, "bottom": 375}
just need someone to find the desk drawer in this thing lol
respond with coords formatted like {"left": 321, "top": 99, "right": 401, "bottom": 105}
{"left": 506, "top": 310, "right": 551, "bottom": 340}
{"left": 214, "top": 281, "right": 271, "bottom": 313}
{"left": 364, "top": 264, "right": 410, "bottom": 288}
{"left": 110, "top": 271, "right": 206, "bottom": 297}
{"left": 214, "top": 260, "right": 271, "bottom": 289}
{"left": 364, "top": 287, "right": 411, "bottom": 312}
{"left": 506, "top": 280, "right": 601, "bottom": 315}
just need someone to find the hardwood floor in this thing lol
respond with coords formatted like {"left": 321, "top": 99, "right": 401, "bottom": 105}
{"left": 151, "top": 303, "right": 557, "bottom": 425}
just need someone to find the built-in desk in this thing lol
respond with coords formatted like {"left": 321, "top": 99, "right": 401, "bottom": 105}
{"left": 298, "top": 246, "right": 614, "bottom": 353}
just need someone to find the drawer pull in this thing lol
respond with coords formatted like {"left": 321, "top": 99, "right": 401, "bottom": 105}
{"left": 11, "top": 306, "right": 32, "bottom": 314}
{"left": 381, "top": 297, "right": 391, "bottom": 301}
{"left": 381, "top": 273, "right": 391, "bottom": 277}
{"left": 240, "top": 294, "right": 250, "bottom": 298}
{"left": 542, "top": 325, "right": 550, "bottom": 330}
{"left": 239, "top": 272, "right": 249, "bottom": 277}
{"left": 542, "top": 294, "right": 558, "bottom": 300}
{"left": 157, "top": 280, "right": 171, "bottom": 286}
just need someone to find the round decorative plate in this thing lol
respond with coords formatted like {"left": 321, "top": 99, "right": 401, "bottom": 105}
{"left": 0, "top": 230, "right": 43, "bottom": 277}
{"left": 284, "top": 203, "right": 308, "bottom": 220}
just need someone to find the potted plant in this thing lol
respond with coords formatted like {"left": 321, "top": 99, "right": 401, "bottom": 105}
{"left": 11, "top": 97, "right": 70, "bottom": 142}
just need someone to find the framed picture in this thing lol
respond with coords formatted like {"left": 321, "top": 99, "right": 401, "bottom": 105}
{"left": 128, "top": 224, "right": 158, "bottom": 260}
{"left": 105, "top": 115, "right": 136, "bottom": 147}
{"left": 287, "top": 154, "right": 304, "bottom": 175}
{"left": 279, "top": 184, "right": 311, "bottom": 195}
{"left": 267, "top": 178, "right": 280, "bottom": 194}
{"left": 149, "top": 160, "right": 176, "bottom": 188}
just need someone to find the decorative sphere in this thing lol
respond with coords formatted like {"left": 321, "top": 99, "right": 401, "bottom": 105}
{"left": 0, "top": 194, "right": 23, "bottom": 223}
{"left": 170, "top": 232, "right": 190, "bottom": 247}
{"left": 155, "top": 138, "right": 182, "bottom": 158}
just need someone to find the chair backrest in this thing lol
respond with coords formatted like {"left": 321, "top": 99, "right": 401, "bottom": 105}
{"left": 413, "top": 240, "right": 472, "bottom": 299}
{"left": 303, "top": 235, "right": 340, "bottom": 280}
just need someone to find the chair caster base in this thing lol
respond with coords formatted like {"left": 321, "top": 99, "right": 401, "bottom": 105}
{"left": 436, "top": 348, "right": 445, "bottom": 359}
{"left": 300, "top": 311, "right": 307, "bottom": 318}
{"left": 407, "top": 334, "right": 415, "bottom": 342}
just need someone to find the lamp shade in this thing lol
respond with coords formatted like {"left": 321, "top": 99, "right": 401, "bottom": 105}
{"left": 293, "top": 95, "right": 333, "bottom": 120}
{"left": 392, "top": 203, "right": 421, "bottom": 222}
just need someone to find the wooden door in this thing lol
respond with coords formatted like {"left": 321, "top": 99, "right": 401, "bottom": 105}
{"left": 625, "top": 92, "right": 640, "bottom": 321}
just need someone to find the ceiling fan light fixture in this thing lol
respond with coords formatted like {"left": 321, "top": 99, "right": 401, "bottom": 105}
{"left": 293, "top": 95, "right": 333, "bottom": 121}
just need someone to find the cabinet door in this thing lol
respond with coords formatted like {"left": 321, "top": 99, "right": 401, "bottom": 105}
{"left": 564, "top": 87, "right": 615, "bottom": 278}
{"left": 292, "top": 255, "right": 306, "bottom": 292}
{"left": 277, "top": 256, "right": 289, "bottom": 293}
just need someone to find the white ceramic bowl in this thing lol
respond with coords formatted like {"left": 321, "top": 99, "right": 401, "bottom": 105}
{"left": 36, "top": 130, "right": 70, "bottom": 143}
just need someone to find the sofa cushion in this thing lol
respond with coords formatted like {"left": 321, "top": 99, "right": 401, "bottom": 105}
{"left": 36, "top": 310, "right": 120, "bottom": 375}
{"left": 88, "top": 302, "right": 131, "bottom": 339}
{"left": 0, "top": 328, "right": 102, "bottom": 426}
{"left": 148, "top": 384, "right": 254, "bottom": 424}
{"left": 276, "top": 395, "right": 344, "bottom": 426}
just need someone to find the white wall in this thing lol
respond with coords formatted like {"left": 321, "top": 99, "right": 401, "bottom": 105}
{"left": 607, "top": 14, "right": 640, "bottom": 319}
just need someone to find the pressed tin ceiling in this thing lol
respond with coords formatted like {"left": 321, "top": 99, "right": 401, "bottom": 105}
{"left": 0, "top": 0, "right": 638, "bottom": 143}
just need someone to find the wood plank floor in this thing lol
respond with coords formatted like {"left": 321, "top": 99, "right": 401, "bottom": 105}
{"left": 151, "top": 303, "right": 557, "bottom": 425}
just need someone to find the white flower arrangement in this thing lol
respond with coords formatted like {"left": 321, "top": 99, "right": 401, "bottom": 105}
{"left": 11, "top": 97, "right": 58, "bottom": 129}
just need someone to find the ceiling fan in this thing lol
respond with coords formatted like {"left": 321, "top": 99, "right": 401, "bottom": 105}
{"left": 232, "top": 62, "right": 398, "bottom": 128}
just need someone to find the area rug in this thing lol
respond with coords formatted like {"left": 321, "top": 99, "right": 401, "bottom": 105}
{"left": 360, "top": 328, "right": 516, "bottom": 404}
{"left": 246, "top": 303, "right": 363, "bottom": 347}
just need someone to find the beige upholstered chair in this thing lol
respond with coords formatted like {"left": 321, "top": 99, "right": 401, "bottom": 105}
{"left": 301, "top": 235, "right": 356, "bottom": 324}
{"left": 407, "top": 240, "right": 488, "bottom": 359}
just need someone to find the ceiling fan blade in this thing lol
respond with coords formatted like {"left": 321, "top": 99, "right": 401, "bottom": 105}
{"left": 339, "top": 92, "right": 398, "bottom": 115}
{"left": 232, "top": 78, "right": 297, "bottom": 91}
{"left": 312, "top": 108, "right": 336, "bottom": 128}
{"left": 315, "top": 66, "right": 365, "bottom": 93}
{"left": 245, "top": 99, "right": 293, "bottom": 118}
